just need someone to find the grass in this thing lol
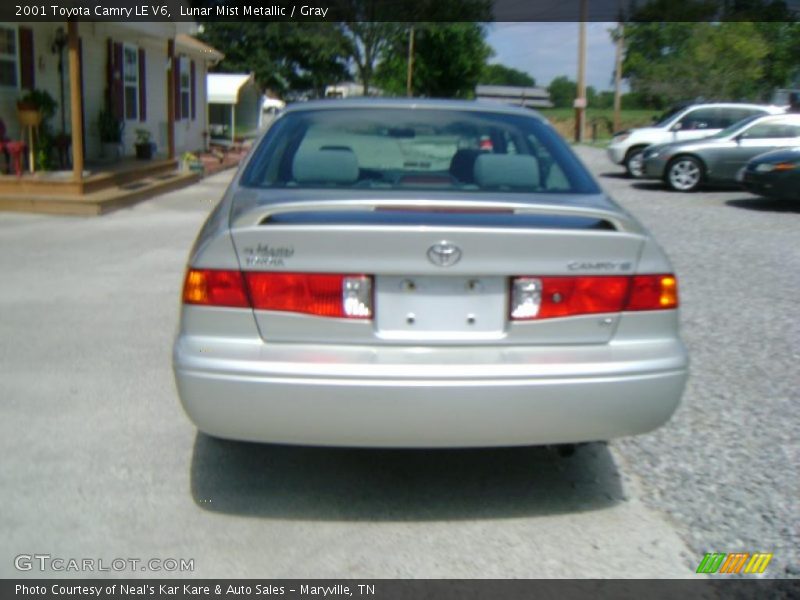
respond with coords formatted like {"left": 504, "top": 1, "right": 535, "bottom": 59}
{"left": 539, "top": 108, "right": 658, "bottom": 142}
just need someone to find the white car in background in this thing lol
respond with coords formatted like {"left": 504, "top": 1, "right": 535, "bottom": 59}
{"left": 607, "top": 103, "right": 785, "bottom": 177}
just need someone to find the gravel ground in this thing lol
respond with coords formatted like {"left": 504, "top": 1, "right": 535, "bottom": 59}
{"left": 575, "top": 146, "right": 800, "bottom": 579}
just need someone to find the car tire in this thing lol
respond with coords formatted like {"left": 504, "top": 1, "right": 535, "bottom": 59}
{"left": 624, "top": 146, "right": 647, "bottom": 178}
{"left": 665, "top": 156, "right": 704, "bottom": 192}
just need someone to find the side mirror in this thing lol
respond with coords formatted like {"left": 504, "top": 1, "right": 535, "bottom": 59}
{"left": 670, "top": 122, "right": 682, "bottom": 132}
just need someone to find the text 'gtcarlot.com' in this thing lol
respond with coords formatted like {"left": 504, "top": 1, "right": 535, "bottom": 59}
{"left": 14, "top": 554, "right": 194, "bottom": 572}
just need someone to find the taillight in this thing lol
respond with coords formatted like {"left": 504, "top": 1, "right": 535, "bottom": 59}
{"left": 182, "top": 269, "right": 373, "bottom": 318}
{"left": 182, "top": 269, "right": 250, "bottom": 308}
{"left": 245, "top": 273, "right": 372, "bottom": 319}
{"left": 626, "top": 274, "right": 678, "bottom": 311}
{"left": 510, "top": 274, "right": 677, "bottom": 319}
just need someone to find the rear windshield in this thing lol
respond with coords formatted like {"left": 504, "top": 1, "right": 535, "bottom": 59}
{"left": 240, "top": 108, "right": 600, "bottom": 195}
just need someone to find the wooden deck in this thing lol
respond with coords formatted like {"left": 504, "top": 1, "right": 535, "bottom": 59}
{"left": 0, "top": 157, "right": 201, "bottom": 216}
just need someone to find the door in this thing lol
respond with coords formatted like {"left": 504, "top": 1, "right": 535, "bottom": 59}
{"left": 671, "top": 108, "right": 723, "bottom": 142}
{"left": 719, "top": 120, "right": 800, "bottom": 181}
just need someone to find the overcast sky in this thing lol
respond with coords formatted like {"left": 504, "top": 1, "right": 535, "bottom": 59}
{"left": 486, "top": 22, "right": 621, "bottom": 91}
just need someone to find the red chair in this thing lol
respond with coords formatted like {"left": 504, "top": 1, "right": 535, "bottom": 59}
{"left": 0, "top": 118, "right": 8, "bottom": 174}
{"left": 5, "top": 141, "right": 26, "bottom": 177}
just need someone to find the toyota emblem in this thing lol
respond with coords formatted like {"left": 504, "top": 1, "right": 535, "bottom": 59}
{"left": 427, "top": 241, "right": 462, "bottom": 267}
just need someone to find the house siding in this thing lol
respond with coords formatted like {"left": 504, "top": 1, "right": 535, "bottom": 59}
{"left": 174, "top": 54, "right": 208, "bottom": 155}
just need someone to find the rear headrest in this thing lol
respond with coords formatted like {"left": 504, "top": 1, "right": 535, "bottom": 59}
{"left": 474, "top": 154, "right": 540, "bottom": 189}
{"left": 292, "top": 147, "right": 359, "bottom": 184}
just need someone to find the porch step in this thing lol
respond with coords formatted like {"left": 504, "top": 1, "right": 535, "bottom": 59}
{"left": 0, "top": 169, "right": 201, "bottom": 216}
{"left": 0, "top": 158, "right": 180, "bottom": 196}
{"left": 82, "top": 158, "right": 180, "bottom": 193}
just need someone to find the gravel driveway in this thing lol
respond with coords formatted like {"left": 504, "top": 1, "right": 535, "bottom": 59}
{"left": 575, "top": 146, "right": 800, "bottom": 579}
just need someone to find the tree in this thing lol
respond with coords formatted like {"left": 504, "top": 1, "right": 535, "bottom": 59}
{"left": 198, "top": 23, "right": 350, "bottom": 98}
{"left": 375, "top": 23, "right": 492, "bottom": 98}
{"left": 341, "top": 23, "right": 402, "bottom": 95}
{"left": 621, "top": 22, "right": 768, "bottom": 105}
{"left": 340, "top": 0, "right": 491, "bottom": 94}
{"left": 548, "top": 76, "right": 577, "bottom": 108}
{"left": 619, "top": 1, "right": 800, "bottom": 104}
{"left": 480, "top": 64, "right": 535, "bottom": 87}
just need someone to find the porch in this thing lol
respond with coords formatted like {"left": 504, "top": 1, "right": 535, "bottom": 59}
{"left": 0, "top": 157, "right": 200, "bottom": 215}
{"left": 0, "top": 23, "right": 220, "bottom": 215}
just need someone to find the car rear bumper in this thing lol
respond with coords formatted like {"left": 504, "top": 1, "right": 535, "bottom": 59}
{"left": 173, "top": 336, "right": 689, "bottom": 448}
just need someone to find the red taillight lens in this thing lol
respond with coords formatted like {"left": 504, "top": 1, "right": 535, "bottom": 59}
{"left": 182, "top": 269, "right": 250, "bottom": 308}
{"left": 244, "top": 273, "right": 372, "bottom": 319}
{"left": 511, "top": 274, "right": 678, "bottom": 319}
{"left": 537, "top": 276, "right": 631, "bottom": 318}
{"left": 626, "top": 274, "right": 678, "bottom": 311}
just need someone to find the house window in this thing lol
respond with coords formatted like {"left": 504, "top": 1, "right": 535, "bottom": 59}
{"left": 179, "top": 57, "right": 190, "bottom": 119}
{"left": 123, "top": 44, "right": 139, "bottom": 120}
{"left": 0, "top": 26, "right": 18, "bottom": 88}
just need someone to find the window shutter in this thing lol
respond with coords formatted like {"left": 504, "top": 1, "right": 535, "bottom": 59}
{"left": 173, "top": 56, "right": 181, "bottom": 120}
{"left": 138, "top": 47, "right": 146, "bottom": 122}
{"left": 190, "top": 60, "right": 196, "bottom": 120}
{"left": 19, "top": 27, "right": 35, "bottom": 90}
{"left": 106, "top": 38, "right": 113, "bottom": 109}
{"left": 112, "top": 41, "right": 124, "bottom": 120}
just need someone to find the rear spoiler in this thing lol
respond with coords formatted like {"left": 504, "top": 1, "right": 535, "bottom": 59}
{"left": 230, "top": 198, "right": 643, "bottom": 234}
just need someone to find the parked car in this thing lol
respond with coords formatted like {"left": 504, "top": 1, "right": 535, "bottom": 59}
{"left": 641, "top": 113, "right": 800, "bottom": 192}
{"left": 173, "top": 98, "right": 688, "bottom": 448}
{"left": 739, "top": 147, "right": 800, "bottom": 201}
{"left": 607, "top": 103, "right": 785, "bottom": 178}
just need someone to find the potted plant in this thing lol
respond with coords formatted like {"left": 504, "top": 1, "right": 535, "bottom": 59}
{"left": 98, "top": 108, "right": 123, "bottom": 161}
{"left": 17, "top": 90, "right": 58, "bottom": 172}
{"left": 134, "top": 129, "right": 156, "bottom": 160}
{"left": 181, "top": 151, "right": 204, "bottom": 174}
{"left": 16, "top": 89, "right": 57, "bottom": 127}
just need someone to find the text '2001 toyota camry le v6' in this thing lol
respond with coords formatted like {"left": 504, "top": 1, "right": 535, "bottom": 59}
{"left": 172, "top": 99, "right": 689, "bottom": 448}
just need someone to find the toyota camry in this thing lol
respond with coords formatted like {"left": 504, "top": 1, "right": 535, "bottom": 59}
{"left": 173, "top": 99, "right": 688, "bottom": 448}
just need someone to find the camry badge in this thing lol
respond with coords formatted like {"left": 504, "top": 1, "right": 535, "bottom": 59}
{"left": 427, "top": 241, "right": 462, "bottom": 267}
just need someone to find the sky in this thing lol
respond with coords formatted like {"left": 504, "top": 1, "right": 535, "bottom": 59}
{"left": 486, "top": 22, "right": 621, "bottom": 91}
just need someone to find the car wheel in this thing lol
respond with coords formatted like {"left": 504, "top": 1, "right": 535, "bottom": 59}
{"left": 666, "top": 156, "right": 704, "bottom": 192}
{"left": 624, "top": 147, "right": 646, "bottom": 178}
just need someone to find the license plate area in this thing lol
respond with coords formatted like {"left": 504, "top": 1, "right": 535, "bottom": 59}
{"left": 375, "top": 275, "right": 507, "bottom": 341}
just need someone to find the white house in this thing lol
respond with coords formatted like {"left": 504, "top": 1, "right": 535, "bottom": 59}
{"left": 0, "top": 22, "right": 222, "bottom": 187}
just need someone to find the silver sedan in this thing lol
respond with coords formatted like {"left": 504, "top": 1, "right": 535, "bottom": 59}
{"left": 642, "top": 113, "right": 800, "bottom": 192}
{"left": 173, "top": 99, "right": 688, "bottom": 448}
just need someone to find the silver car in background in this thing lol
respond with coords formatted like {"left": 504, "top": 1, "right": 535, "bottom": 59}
{"left": 173, "top": 99, "right": 688, "bottom": 448}
{"left": 642, "top": 113, "right": 800, "bottom": 192}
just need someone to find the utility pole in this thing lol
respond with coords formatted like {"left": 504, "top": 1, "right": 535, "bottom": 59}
{"left": 406, "top": 26, "right": 415, "bottom": 97}
{"left": 613, "top": 22, "right": 624, "bottom": 133}
{"left": 574, "top": 0, "right": 588, "bottom": 142}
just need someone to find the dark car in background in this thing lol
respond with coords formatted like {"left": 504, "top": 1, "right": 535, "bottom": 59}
{"left": 739, "top": 147, "right": 800, "bottom": 201}
{"left": 641, "top": 114, "right": 800, "bottom": 192}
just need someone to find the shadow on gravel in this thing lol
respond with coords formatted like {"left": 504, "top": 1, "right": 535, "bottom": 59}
{"left": 726, "top": 197, "right": 800, "bottom": 213}
{"left": 630, "top": 182, "right": 668, "bottom": 192}
{"left": 598, "top": 172, "right": 631, "bottom": 180}
{"left": 189, "top": 435, "right": 623, "bottom": 521}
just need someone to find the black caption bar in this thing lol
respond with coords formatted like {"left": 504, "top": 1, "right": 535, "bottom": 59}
{"left": 4, "top": 580, "right": 800, "bottom": 600}
{"left": 1, "top": 0, "right": 799, "bottom": 22}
